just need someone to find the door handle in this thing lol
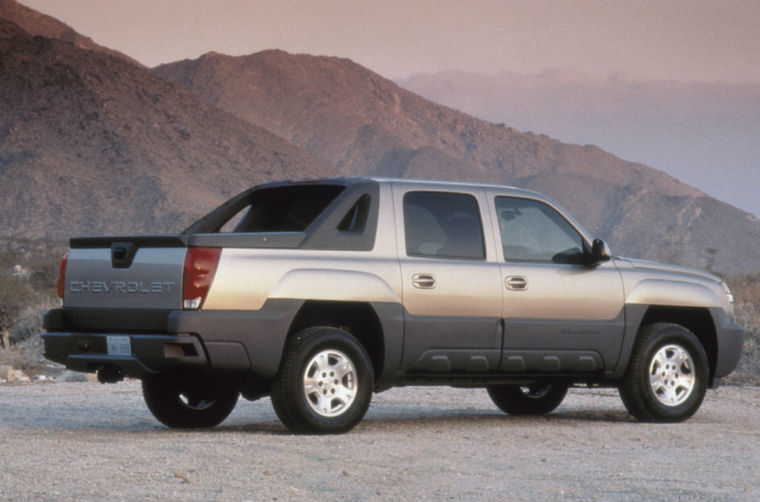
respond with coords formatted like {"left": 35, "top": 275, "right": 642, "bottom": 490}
{"left": 505, "top": 275, "right": 528, "bottom": 291}
{"left": 412, "top": 273, "right": 437, "bottom": 289}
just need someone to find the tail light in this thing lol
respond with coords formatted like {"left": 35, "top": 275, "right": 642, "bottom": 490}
{"left": 57, "top": 252, "right": 69, "bottom": 299}
{"left": 182, "top": 247, "right": 221, "bottom": 309}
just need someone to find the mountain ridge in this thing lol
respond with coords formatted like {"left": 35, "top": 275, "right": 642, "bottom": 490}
{"left": 0, "top": 19, "right": 330, "bottom": 239}
{"left": 398, "top": 68, "right": 760, "bottom": 218}
{"left": 153, "top": 50, "right": 760, "bottom": 274}
{"left": 0, "top": 0, "right": 142, "bottom": 66}
{"left": 2, "top": 0, "right": 759, "bottom": 274}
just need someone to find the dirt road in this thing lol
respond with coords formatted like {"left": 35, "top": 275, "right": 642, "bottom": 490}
{"left": 0, "top": 382, "right": 758, "bottom": 501}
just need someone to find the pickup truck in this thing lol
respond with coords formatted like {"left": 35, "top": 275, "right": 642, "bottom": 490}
{"left": 43, "top": 177, "right": 744, "bottom": 433}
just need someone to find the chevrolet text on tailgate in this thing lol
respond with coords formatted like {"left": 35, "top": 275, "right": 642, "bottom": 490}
{"left": 43, "top": 178, "right": 744, "bottom": 433}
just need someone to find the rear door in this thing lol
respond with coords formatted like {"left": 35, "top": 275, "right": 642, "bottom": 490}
{"left": 394, "top": 185, "right": 503, "bottom": 372}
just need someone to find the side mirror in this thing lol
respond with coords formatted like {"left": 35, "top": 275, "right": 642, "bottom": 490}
{"left": 589, "top": 239, "right": 611, "bottom": 265}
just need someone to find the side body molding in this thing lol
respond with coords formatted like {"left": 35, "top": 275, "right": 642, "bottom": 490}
{"left": 625, "top": 279, "right": 722, "bottom": 308}
{"left": 268, "top": 268, "right": 402, "bottom": 304}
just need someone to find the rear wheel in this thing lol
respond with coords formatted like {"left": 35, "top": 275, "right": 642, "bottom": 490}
{"left": 487, "top": 382, "right": 569, "bottom": 415}
{"left": 142, "top": 371, "right": 239, "bottom": 428}
{"left": 619, "top": 323, "right": 708, "bottom": 422}
{"left": 271, "top": 327, "right": 374, "bottom": 434}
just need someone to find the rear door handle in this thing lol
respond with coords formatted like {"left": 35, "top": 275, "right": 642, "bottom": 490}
{"left": 505, "top": 276, "right": 528, "bottom": 291}
{"left": 412, "top": 273, "right": 437, "bottom": 289}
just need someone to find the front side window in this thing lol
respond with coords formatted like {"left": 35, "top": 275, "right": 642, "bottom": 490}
{"left": 404, "top": 191, "right": 485, "bottom": 259}
{"left": 495, "top": 197, "right": 585, "bottom": 264}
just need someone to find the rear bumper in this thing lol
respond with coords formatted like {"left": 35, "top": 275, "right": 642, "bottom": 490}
{"left": 42, "top": 308, "right": 254, "bottom": 378}
{"left": 42, "top": 331, "right": 208, "bottom": 377}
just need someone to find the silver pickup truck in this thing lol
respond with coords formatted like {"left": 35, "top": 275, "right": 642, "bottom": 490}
{"left": 43, "top": 178, "right": 744, "bottom": 433}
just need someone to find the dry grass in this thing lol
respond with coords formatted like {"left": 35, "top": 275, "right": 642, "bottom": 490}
{"left": 720, "top": 274, "right": 760, "bottom": 385}
{"left": 0, "top": 241, "right": 62, "bottom": 373}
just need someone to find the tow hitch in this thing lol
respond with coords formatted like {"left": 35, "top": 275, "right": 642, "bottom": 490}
{"left": 97, "top": 365, "right": 124, "bottom": 384}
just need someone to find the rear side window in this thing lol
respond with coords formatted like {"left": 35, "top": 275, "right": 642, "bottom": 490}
{"left": 403, "top": 191, "right": 485, "bottom": 259}
{"left": 232, "top": 185, "right": 345, "bottom": 232}
{"left": 338, "top": 194, "right": 371, "bottom": 233}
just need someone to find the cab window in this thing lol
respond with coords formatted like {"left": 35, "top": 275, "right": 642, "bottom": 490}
{"left": 495, "top": 197, "right": 585, "bottom": 264}
{"left": 404, "top": 191, "right": 485, "bottom": 260}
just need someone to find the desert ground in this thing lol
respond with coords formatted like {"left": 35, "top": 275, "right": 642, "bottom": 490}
{"left": 0, "top": 381, "right": 758, "bottom": 501}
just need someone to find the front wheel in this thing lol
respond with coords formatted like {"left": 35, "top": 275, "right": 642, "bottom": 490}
{"left": 487, "top": 382, "right": 569, "bottom": 415}
{"left": 142, "top": 371, "right": 239, "bottom": 428}
{"left": 619, "top": 323, "right": 709, "bottom": 422}
{"left": 271, "top": 327, "right": 374, "bottom": 434}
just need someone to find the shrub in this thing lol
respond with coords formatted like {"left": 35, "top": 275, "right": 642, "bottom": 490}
{"left": 720, "top": 274, "right": 760, "bottom": 385}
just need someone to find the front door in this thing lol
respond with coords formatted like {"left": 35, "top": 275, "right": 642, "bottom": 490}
{"left": 489, "top": 194, "right": 626, "bottom": 372}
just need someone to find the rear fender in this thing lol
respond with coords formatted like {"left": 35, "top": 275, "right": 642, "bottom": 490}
{"left": 269, "top": 268, "right": 401, "bottom": 304}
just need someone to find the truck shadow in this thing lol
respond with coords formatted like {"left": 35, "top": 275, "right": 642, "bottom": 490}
{"left": 213, "top": 407, "right": 638, "bottom": 435}
{"left": 1, "top": 407, "right": 710, "bottom": 435}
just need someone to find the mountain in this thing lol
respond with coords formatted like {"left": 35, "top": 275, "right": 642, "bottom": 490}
{"left": 0, "top": 0, "right": 141, "bottom": 66}
{"left": 0, "top": 19, "right": 330, "bottom": 239}
{"left": 398, "top": 69, "right": 760, "bottom": 219}
{"left": 154, "top": 50, "right": 760, "bottom": 274}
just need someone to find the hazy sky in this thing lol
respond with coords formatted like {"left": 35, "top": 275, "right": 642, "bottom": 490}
{"left": 21, "top": 0, "right": 760, "bottom": 82}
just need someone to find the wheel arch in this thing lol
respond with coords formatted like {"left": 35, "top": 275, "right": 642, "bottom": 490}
{"left": 287, "top": 300, "right": 387, "bottom": 386}
{"left": 637, "top": 306, "right": 718, "bottom": 384}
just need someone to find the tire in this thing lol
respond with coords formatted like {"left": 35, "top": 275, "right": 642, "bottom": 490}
{"left": 142, "top": 371, "right": 239, "bottom": 428}
{"left": 487, "top": 382, "right": 569, "bottom": 415}
{"left": 619, "top": 323, "right": 709, "bottom": 422}
{"left": 271, "top": 327, "right": 374, "bottom": 434}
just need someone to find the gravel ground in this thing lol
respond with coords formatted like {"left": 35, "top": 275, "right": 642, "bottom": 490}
{"left": 0, "top": 382, "right": 758, "bottom": 501}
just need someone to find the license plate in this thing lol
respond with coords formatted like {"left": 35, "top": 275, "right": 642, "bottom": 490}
{"left": 106, "top": 336, "right": 131, "bottom": 356}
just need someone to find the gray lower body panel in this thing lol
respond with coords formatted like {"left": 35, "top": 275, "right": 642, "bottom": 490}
{"left": 42, "top": 300, "right": 303, "bottom": 378}
{"left": 715, "top": 319, "right": 745, "bottom": 379}
{"left": 42, "top": 299, "right": 405, "bottom": 382}
{"left": 500, "top": 350, "right": 603, "bottom": 372}
{"left": 402, "top": 313, "right": 620, "bottom": 377}
{"left": 502, "top": 316, "right": 625, "bottom": 370}
{"left": 167, "top": 301, "right": 301, "bottom": 378}
{"left": 42, "top": 332, "right": 208, "bottom": 377}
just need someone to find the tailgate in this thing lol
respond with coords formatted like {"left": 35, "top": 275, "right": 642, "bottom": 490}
{"left": 63, "top": 237, "right": 187, "bottom": 309}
